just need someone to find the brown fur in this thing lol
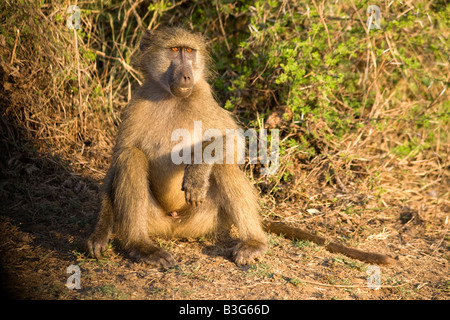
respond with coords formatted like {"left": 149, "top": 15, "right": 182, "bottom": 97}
{"left": 264, "top": 222, "right": 395, "bottom": 265}
{"left": 87, "top": 27, "right": 267, "bottom": 267}
{"left": 87, "top": 27, "right": 394, "bottom": 267}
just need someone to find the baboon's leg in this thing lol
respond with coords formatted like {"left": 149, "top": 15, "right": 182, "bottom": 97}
{"left": 214, "top": 165, "right": 267, "bottom": 265}
{"left": 87, "top": 193, "right": 114, "bottom": 259}
{"left": 112, "top": 147, "right": 175, "bottom": 267}
{"left": 172, "top": 199, "right": 219, "bottom": 238}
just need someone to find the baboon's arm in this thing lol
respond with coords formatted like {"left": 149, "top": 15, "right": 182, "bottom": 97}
{"left": 181, "top": 138, "right": 218, "bottom": 206}
{"left": 87, "top": 194, "right": 114, "bottom": 259}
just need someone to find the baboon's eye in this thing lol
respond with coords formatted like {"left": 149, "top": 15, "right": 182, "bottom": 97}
{"left": 185, "top": 48, "right": 193, "bottom": 53}
{"left": 171, "top": 47, "right": 179, "bottom": 52}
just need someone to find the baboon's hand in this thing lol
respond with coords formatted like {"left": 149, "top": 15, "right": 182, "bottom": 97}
{"left": 87, "top": 232, "right": 110, "bottom": 259}
{"left": 182, "top": 164, "right": 211, "bottom": 206}
{"left": 181, "top": 178, "right": 209, "bottom": 206}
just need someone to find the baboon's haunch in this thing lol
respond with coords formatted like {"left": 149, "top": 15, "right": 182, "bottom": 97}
{"left": 87, "top": 27, "right": 394, "bottom": 267}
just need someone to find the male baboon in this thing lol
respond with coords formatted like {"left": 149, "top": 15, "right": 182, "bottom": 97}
{"left": 87, "top": 27, "right": 394, "bottom": 267}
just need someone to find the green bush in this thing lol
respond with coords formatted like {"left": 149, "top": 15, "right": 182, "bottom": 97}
{"left": 1, "top": 0, "right": 447, "bottom": 191}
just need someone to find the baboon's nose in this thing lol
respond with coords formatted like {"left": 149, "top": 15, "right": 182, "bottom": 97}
{"left": 182, "top": 73, "right": 192, "bottom": 85}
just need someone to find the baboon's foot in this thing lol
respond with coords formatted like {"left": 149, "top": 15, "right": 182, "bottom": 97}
{"left": 232, "top": 239, "right": 267, "bottom": 265}
{"left": 128, "top": 242, "right": 177, "bottom": 268}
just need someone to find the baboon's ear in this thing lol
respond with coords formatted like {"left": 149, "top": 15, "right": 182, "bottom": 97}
{"left": 140, "top": 30, "right": 153, "bottom": 52}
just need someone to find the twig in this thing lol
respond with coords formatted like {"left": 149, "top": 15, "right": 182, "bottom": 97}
{"left": 430, "top": 216, "right": 448, "bottom": 257}
{"left": 214, "top": 0, "right": 230, "bottom": 52}
{"left": 73, "top": 29, "right": 85, "bottom": 135}
{"left": 10, "top": 28, "right": 20, "bottom": 64}
{"left": 147, "top": 0, "right": 188, "bottom": 30}
{"left": 95, "top": 49, "right": 142, "bottom": 85}
{"left": 312, "top": 0, "right": 331, "bottom": 50}
{"left": 298, "top": 278, "right": 407, "bottom": 289}
{"left": 350, "top": 0, "right": 369, "bottom": 34}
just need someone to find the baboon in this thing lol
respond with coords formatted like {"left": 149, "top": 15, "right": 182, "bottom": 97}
{"left": 87, "top": 27, "right": 394, "bottom": 267}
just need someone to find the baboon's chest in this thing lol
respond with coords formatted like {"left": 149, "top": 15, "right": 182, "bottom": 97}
{"left": 141, "top": 106, "right": 208, "bottom": 212}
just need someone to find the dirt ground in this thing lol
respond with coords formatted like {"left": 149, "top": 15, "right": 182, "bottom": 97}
{"left": 0, "top": 0, "right": 448, "bottom": 303}
{"left": 0, "top": 149, "right": 448, "bottom": 301}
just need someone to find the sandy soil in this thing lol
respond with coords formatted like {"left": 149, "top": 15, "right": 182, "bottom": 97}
{"left": 0, "top": 152, "right": 448, "bottom": 300}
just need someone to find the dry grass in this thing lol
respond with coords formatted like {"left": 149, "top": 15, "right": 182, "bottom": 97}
{"left": 0, "top": 0, "right": 448, "bottom": 300}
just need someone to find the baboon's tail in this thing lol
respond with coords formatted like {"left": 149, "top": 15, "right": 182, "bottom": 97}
{"left": 263, "top": 221, "right": 395, "bottom": 265}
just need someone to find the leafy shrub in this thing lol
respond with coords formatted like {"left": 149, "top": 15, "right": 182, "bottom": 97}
{"left": 0, "top": 0, "right": 447, "bottom": 195}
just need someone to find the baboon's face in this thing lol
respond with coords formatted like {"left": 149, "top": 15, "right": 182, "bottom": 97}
{"left": 139, "top": 28, "right": 209, "bottom": 98}
{"left": 165, "top": 46, "right": 196, "bottom": 98}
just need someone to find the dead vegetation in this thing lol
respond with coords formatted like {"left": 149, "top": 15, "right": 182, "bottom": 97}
{"left": 0, "top": 0, "right": 449, "bottom": 300}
